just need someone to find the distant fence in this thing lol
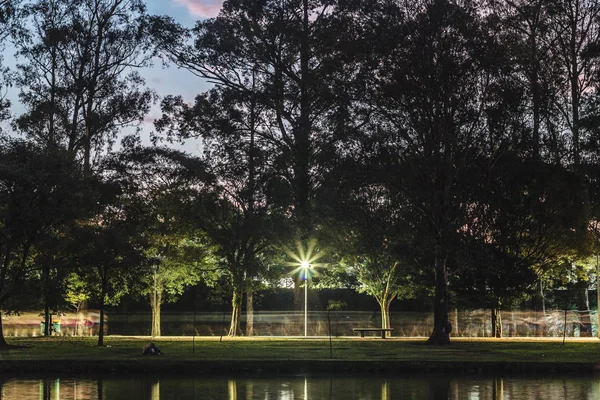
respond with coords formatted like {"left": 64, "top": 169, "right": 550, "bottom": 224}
{"left": 2, "top": 309, "right": 597, "bottom": 337}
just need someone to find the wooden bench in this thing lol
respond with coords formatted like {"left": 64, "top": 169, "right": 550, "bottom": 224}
{"left": 352, "top": 328, "right": 394, "bottom": 339}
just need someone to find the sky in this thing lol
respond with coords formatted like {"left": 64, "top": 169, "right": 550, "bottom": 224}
{"left": 137, "top": 0, "right": 224, "bottom": 154}
{"left": 3, "top": 0, "right": 225, "bottom": 155}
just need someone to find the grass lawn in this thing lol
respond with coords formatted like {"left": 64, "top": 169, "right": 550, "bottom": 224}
{"left": 2, "top": 336, "right": 600, "bottom": 366}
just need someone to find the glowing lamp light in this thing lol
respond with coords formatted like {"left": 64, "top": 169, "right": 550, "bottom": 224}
{"left": 300, "top": 261, "right": 311, "bottom": 280}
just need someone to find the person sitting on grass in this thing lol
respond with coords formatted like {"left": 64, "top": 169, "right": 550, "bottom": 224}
{"left": 142, "top": 343, "right": 162, "bottom": 355}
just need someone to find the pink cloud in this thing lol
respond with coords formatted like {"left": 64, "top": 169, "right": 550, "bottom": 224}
{"left": 173, "top": 0, "right": 224, "bottom": 18}
{"left": 143, "top": 115, "right": 158, "bottom": 124}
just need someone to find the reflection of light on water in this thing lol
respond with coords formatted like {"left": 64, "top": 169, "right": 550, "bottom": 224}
{"left": 278, "top": 382, "right": 293, "bottom": 400}
{"left": 151, "top": 381, "right": 159, "bottom": 400}
{"left": 304, "top": 377, "right": 307, "bottom": 400}
{"left": 381, "top": 381, "right": 389, "bottom": 400}
{"left": 228, "top": 380, "right": 237, "bottom": 400}
{"left": 4, "top": 376, "right": 600, "bottom": 400}
{"left": 38, "top": 379, "right": 60, "bottom": 400}
{"left": 468, "top": 385, "right": 480, "bottom": 400}
{"left": 1, "top": 378, "right": 98, "bottom": 400}
{"left": 493, "top": 378, "right": 503, "bottom": 400}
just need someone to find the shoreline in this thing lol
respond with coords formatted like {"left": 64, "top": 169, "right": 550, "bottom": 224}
{"left": 0, "top": 359, "right": 599, "bottom": 375}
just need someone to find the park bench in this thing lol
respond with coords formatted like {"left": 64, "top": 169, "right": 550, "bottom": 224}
{"left": 352, "top": 327, "right": 394, "bottom": 339}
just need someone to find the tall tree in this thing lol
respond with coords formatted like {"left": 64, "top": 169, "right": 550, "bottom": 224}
{"left": 0, "top": 140, "right": 93, "bottom": 346}
{"left": 360, "top": 0, "right": 500, "bottom": 344}
{"left": 111, "top": 142, "right": 218, "bottom": 337}
{"left": 548, "top": 0, "right": 600, "bottom": 335}
{"left": 15, "top": 0, "right": 155, "bottom": 172}
{"left": 155, "top": 80, "right": 288, "bottom": 335}
{"left": 0, "top": 0, "right": 19, "bottom": 126}
{"left": 552, "top": 0, "right": 600, "bottom": 168}
{"left": 455, "top": 155, "right": 584, "bottom": 337}
{"left": 151, "top": 0, "right": 364, "bottom": 321}
{"left": 72, "top": 185, "right": 150, "bottom": 346}
{"left": 488, "top": 0, "right": 564, "bottom": 160}
{"left": 324, "top": 149, "right": 417, "bottom": 332}
{"left": 150, "top": 0, "right": 354, "bottom": 231}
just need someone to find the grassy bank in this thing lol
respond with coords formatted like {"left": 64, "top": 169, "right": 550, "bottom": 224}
{"left": 1, "top": 336, "right": 599, "bottom": 374}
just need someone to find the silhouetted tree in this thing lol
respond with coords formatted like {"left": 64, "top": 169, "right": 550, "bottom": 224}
{"left": 361, "top": 0, "right": 499, "bottom": 344}
{"left": 155, "top": 75, "right": 288, "bottom": 335}
{"left": 150, "top": 0, "right": 357, "bottom": 233}
{"left": 72, "top": 179, "right": 150, "bottom": 346}
{"left": 0, "top": 140, "right": 93, "bottom": 346}
{"left": 487, "top": 0, "right": 564, "bottom": 160}
{"left": 15, "top": 0, "right": 155, "bottom": 172}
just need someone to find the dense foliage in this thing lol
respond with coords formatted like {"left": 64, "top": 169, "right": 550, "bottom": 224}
{"left": 0, "top": 0, "right": 600, "bottom": 345}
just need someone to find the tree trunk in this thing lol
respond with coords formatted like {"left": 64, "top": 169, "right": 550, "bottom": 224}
{"left": 570, "top": 16, "right": 580, "bottom": 169}
{"left": 453, "top": 308, "right": 459, "bottom": 337}
{"left": 597, "top": 254, "right": 600, "bottom": 338}
{"left": 577, "top": 282, "right": 592, "bottom": 337}
{"left": 510, "top": 310, "right": 517, "bottom": 337}
{"left": 245, "top": 285, "right": 254, "bottom": 336}
{"left": 44, "top": 304, "right": 51, "bottom": 337}
{"left": 48, "top": 41, "right": 57, "bottom": 147}
{"left": 97, "top": 280, "right": 106, "bottom": 347}
{"left": 83, "top": 126, "right": 91, "bottom": 174}
{"left": 150, "top": 271, "right": 162, "bottom": 337}
{"left": 427, "top": 249, "right": 450, "bottom": 345}
{"left": 535, "top": 280, "right": 546, "bottom": 336}
{"left": 491, "top": 307, "right": 502, "bottom": 338}
{"left": 294, "top": 0, "right": 311, "bottom": 226}
{"left": 228, "top": 284, "right": 243, "bottom": 336}
{"left": 83, "top": 11, "right": 106, "bottom": 176}
{"left": 0, "top": 311, "right": 9, "bottom": 347}
{"left": 98, "top": 299, "right": 105, "bottom": 346}
{"left": 150, "top": 288, "right": 162, "bottom": 337}
{"left": 378, "top": 298, "right": 391, "bottom": 330}
{"left": 43, "top": 264, "right": 50, "bottom": 336}
{"left": 530, "top": 31, "right": 540, "bottom": 159}
{"left": 75, "top": 305, "right": 81, "bottom": 337}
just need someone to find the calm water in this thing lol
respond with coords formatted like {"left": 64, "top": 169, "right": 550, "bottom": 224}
{"left": 2, "top": 375, "right": 600, "bottom": 400}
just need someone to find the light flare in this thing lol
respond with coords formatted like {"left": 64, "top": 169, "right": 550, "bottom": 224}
{"left": 284, "top": 239, "right": 325, "bottom": 280}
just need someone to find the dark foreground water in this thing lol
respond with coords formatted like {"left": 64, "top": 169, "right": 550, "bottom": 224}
{"left": 2, "top": 374, "right": 599, "bottom": 400}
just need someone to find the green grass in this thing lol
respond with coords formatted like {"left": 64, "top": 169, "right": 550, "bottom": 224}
{"left": 2, "top": 336, "right": 600, "bottom": 365}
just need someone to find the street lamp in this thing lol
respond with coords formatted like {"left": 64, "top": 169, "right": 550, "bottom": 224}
{"left": 285, "top": 239, "right": 324, "bottom": 337}
{"left": 301, "top": 261, "right": 312, "bottom": 337}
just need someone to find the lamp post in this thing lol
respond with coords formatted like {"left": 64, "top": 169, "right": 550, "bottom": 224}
{"left": 285, "top": 240, "right": 322, "bottom": 337}
{"left": 301, "top": 261, "right": 311, "bottom": 337}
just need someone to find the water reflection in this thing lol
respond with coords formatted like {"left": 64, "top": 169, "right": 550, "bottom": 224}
{"left": 2, "top": 375, "right": 600, "bottom": 399}
{"left": 151, "top": 381, "right": 159, "bottom": 400}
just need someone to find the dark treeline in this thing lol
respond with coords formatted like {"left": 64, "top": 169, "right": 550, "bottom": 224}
{"left": 0, "top": 0, "right": 600, "bottom": 346}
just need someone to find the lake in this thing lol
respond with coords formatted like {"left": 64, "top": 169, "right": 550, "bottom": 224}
{"left": 2, "top": 374, "right": 599, "bottom": 399}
